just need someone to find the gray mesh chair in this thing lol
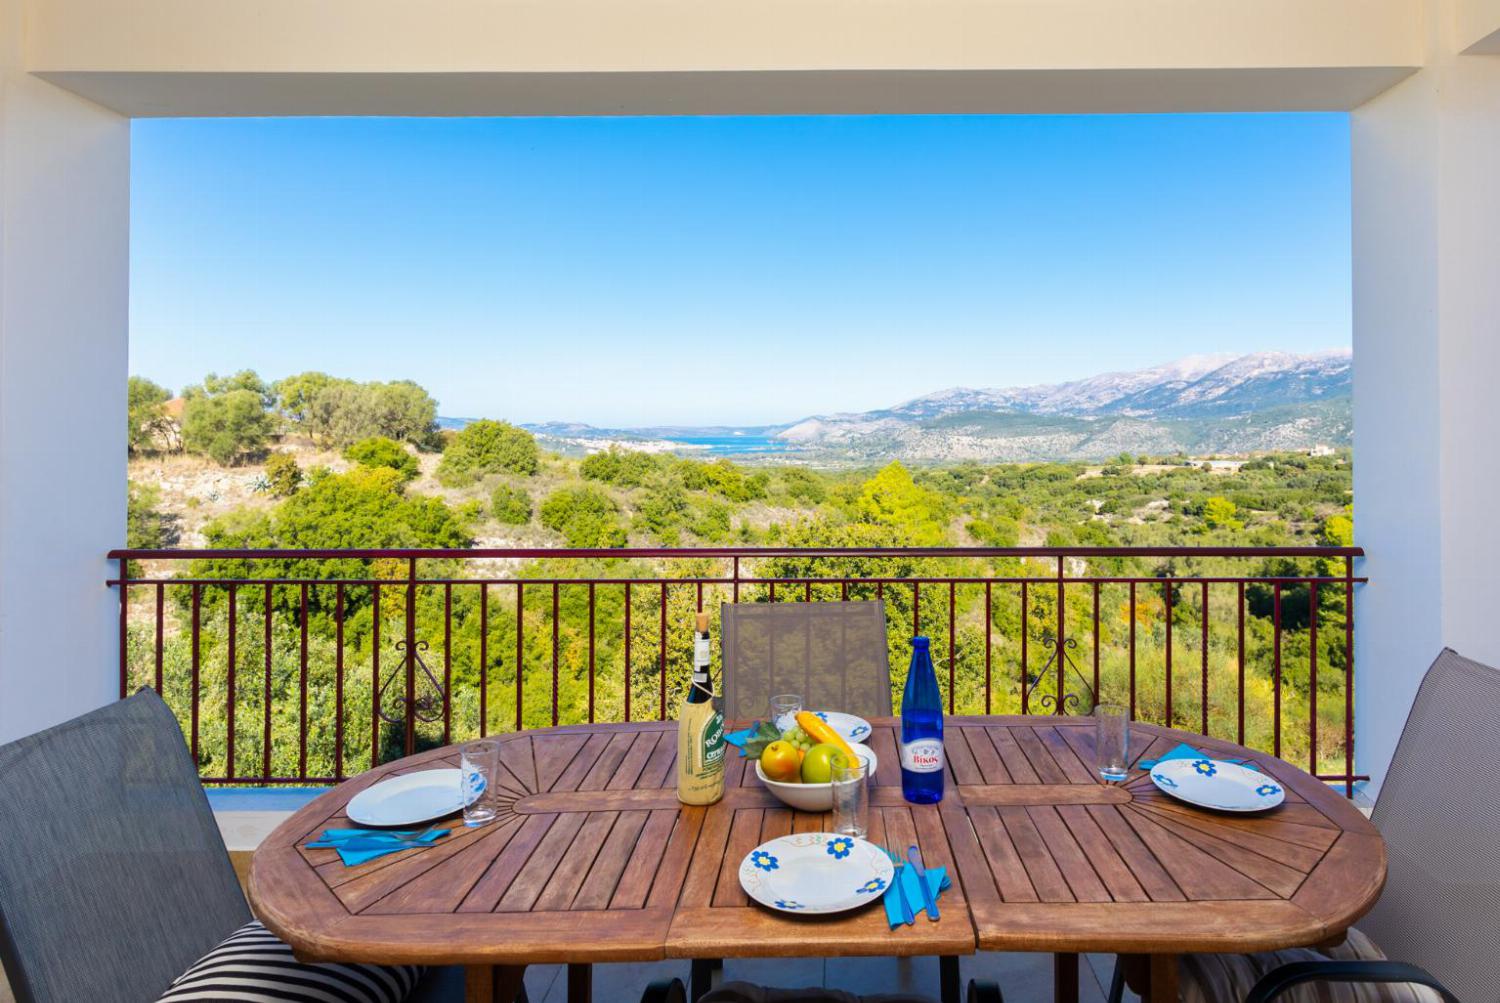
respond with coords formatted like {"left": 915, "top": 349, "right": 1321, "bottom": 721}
{"left": 0, "top": 690, "right": 466, "bottom": 1003}
{"left": 721, "top": 601, "right": 893, "bottom": 722}
{"left": 1142, "top": 648, "right": 1495, "bottom": 1003}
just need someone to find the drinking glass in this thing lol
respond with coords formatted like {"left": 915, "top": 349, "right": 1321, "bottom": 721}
{"left": 769, "top": 693, "right": 803, "bottom": 733}
{"left": 460, "top": 739, "right": 500, "bottom": 827}
{"left": 1094, "top": 704, "right": 1130, "bottom": 782}
{"left": 830, "top": 755, "right": 869, "bottom": 839}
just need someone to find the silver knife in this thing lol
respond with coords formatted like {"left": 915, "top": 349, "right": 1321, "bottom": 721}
{"left": 907, "top": 844, "right": 940, "bottom": 922}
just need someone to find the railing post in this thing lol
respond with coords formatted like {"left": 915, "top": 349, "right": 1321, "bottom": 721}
{"left": 1344, "top": 555, "right": 1355, "bottom": 797}
{"left": 404, "top": 557, "right": 417, "bottom": 759}
{"left": 1055, "top": 556, "right": 1066, "bottom": 715}
{"left": 117, "top": 556, "right": 129, "bottom": 699}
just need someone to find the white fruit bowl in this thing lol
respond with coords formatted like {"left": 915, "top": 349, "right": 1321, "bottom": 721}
{"left": 754, "top": 744, "right": 878, "bottom": 812}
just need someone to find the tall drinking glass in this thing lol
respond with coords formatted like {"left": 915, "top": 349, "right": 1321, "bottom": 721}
{"left": 830, "top": 755, "right": 869, "bottom": 839}
{"left": 1094, "top": 704, "right": 1130, "bottom": 783}
{"left": 460, "top": 739, "right": 500, "bottom": 827}
{"left": 769, "top": 694, "right": 803, "bottom": 733}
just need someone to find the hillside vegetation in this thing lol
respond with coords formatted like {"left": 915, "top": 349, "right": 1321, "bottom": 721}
{"left": 124, "top": 370, "right": 1356, "bottom": 782}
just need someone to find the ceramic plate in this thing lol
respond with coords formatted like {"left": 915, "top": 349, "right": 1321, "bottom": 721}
{"left": 740, "top": 833, "right": 895, "bottom": 915}
{"left": 811, "top": 711, "right": 873, "bottom": 743}
{"left": 1148, "top": 758, "right": 1286, "bottom": 813}
{"left": 346, "top": 768, "right": 477, "bottom": 827}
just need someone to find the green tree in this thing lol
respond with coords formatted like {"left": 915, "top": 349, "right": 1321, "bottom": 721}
{"left": 297, "top": 379, "right": 440, "bottom": 449}
{"left": 1320, "top": 511, "right": 1354, "bottom": 548}
{"left": 491, "top": 484, "right": 533, "bottom": 525}
{"left": 127, "top": 376, "right": 173, "bottom": 453}
{"left": 263, "top": 452, "right": 304, "bottom": 497}
{"left": 1203, "top": 496, "right": 1245, "bottom": 531}
{"left": 345, "top": 435, "right": 419, "bottom": 483}
{"left": 194, "top": 465, "right": 473, "bottom": 617}
{"left": 181, "top": 389, "right": 276, "bottom": 465}
{"left": 438, "top": 420, "right": 540, "bottom": 486}
{"left": 856, "top": 461, "right": 947, "bottom": 545}
{"left": 273, "top": 371, "right": 344, "bottom": 424}
{"left": 539, "top": 487, "right": 626, "bottom": 547}
{"left": 126, "top": 481, "right": 174, "bottom": 549}
{"left": 186, "top": 370, "right": 276, "bottom": 409}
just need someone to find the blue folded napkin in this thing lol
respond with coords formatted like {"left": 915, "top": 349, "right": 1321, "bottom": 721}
{"left": 305, "top": 827, "right": 450, "bottom": 866}
{"left": 883, "top": 864, "right": 950, "bottom": 929}
{"left": 725, "top": 727, "right": 758, "bottom": 757}
{"left": 1137, "top": 742, "right": 1255, "bottom": 772}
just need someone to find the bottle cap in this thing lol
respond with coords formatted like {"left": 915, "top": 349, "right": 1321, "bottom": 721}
{"left": 696, "top": 611, "right": 710, "bottom": 632}
{"left": 912, "top": 636, "right": 930, "bottom": 649}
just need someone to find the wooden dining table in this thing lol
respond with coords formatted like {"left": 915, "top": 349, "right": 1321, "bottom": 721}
{"left": 250, "top": 716, "right": 1385, "bottom": 1003}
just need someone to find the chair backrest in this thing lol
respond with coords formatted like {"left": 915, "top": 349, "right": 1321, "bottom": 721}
{"left": 1360, "top": 648, "right": 1500, "bottom": 1003}
{"left": 720, "top": 601, "right": 893, "bottom": 721}
{"left": 0, "top": 690, "right": 250, "bottom": 1003}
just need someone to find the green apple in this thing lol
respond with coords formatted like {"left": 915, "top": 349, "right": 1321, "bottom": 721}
{"left": 800, "top": 743, "right": 845, "bottom": 784}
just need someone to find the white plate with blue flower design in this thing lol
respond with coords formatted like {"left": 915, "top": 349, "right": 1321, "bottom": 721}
{"left": 811, "top": 711, "right": 873, "bottom": 744}
{"left": 739, "top": 832, "right": 894, "bottom": 915}
{"left": 1148, "top": 758, "right": 1286, "bottom": 813}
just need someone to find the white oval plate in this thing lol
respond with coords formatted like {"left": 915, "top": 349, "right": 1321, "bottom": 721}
{"left": 739, "top": 833, "right": 894, "bottom": 915}
{"left": 1148, "top": 758, "right": 1286, "bottom": 813}
{"left": 811, "top": 711, "right": 873, "bottom": 744}
{"left": 347, "top": 768, "right": 476, "bottom": 827}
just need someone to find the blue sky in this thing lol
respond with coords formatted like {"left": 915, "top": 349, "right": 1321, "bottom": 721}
{"left": 130, "top": 114, "right": 1351, "bottom": 427}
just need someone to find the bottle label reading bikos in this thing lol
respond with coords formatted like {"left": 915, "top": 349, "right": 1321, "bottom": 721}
{"left": 900, "top": 739, "right": 944, "bottom": 773}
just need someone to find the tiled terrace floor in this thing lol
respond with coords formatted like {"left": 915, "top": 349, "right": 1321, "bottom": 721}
{"left": 522, "top": 952, "right": 1131, "bottom": 1003}
{"left": 0, "top": 949, "right": 1134, "bottom": 1002}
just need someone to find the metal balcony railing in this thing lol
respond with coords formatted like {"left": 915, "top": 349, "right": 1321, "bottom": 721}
{"left": 107, "top": 546, "right": 1366, "bottom": 793}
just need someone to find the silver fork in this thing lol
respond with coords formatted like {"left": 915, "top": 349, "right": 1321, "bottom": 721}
{"left": 882, "top": 845, "right": 915, "bottom": 925}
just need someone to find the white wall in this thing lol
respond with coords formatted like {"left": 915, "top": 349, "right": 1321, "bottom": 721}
{"left": 0, "top": 0, "right": 129, "bottom": 742}
{"left": 1352, "top": 4, "right": 1500, "bottom": 789}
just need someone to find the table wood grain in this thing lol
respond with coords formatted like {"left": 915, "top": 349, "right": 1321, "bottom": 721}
{"left": 249, "top": 717, "right": 1384, "bottom": 1003}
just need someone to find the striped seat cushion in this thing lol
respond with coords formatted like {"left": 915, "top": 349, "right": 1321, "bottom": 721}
{"left": 157, "top": 920, "right": 423, "bottom": 1003}
{"left": 1182, "top": 928, "right": 1446, "bottom": 1003}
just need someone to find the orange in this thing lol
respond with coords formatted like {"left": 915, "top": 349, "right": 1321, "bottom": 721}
{"left": 760, "top": 740, "right": 804, "bottom": 783}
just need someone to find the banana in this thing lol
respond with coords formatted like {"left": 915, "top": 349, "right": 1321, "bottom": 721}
{"left": 794, "top": 711, "right": 857, "bottom": 761}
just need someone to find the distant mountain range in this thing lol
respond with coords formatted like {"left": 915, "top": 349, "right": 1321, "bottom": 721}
{"left": 448, "top": 350, "right": 1352, "bottom": 463}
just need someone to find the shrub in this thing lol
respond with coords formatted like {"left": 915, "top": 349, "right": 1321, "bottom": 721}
{"left": 778, "top": 467, "right": 826, "bottom": 505}
{"left": 437, "top": 420, "right": 539, "bottom": 486}
{"left": 539, "top": 487, "right": 626, "bottom": 548}
{"left": 677, "top": 458, "right": 768, "bottom": 502}
{"left": 263, "top": 452, "right": 304, "bottom": 497}
{"left": 580, "top": 447, "right": 658, "bottom": 487}
{"left": 634, "top": 481, "right": 690, "bottom": 544}
{"left": 345, "top": 436, "right": 419, "bottom": 483}
{"left": 491, "top": 484, "right": 533, "bottom": 525}
{"left": 688, "top": 499, "right": 733, "bottom": 542}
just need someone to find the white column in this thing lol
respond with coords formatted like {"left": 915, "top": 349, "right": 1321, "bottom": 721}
{"left": 0, "top": 0, "right": 129, "bottom": 742}
{"left": 1352, "top": 3, "right": 1500, "bottom": 789}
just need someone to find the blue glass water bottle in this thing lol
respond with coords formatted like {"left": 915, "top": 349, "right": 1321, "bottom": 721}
{"left": 900, "top": 636, "right": 945, "bottom": 804}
